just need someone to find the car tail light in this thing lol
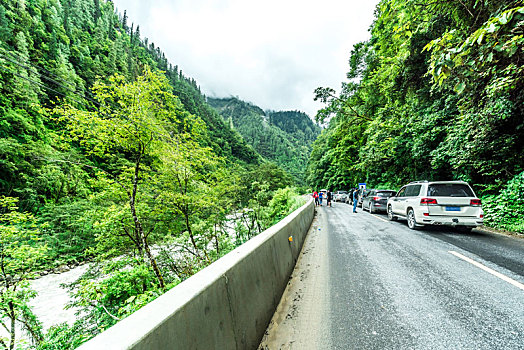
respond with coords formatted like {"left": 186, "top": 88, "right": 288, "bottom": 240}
{"left": 470, "top": 199, "right": 482, "bottom": 206}
{"left": 480, "top": 214, "right": 484, "bottom": 218}
{"left": 420, "top": 198, "right": 438, "bottom": 205}
{"left": 423, "top": 213, "right": 429, "bottom": 216}
{"left": 373, "top": 196, "right": 380, "bottom": 201}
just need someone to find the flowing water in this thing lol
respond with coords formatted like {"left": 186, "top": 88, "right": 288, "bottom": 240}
{"left": 29, "top": 264, "right": 90, "bottom": 330}
{"left": 13, "top": 213, "right": 248, "bottom": 341}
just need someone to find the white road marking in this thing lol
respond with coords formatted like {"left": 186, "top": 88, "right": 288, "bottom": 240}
{"left": 370, "top": 213, "right": 389, "bottom": 223}
{"left": 449, "top": 250, "right": 524, "bottom": 291}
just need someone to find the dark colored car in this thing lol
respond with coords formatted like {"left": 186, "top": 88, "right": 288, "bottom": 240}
{"left": 362, "top": 189, "right": 396, "bottom": 213}
{"left": 357, "top": 189, "right": 372, "bottom": 207}
{"left": 345, "top": 190, "right": 354, "bottom": 204}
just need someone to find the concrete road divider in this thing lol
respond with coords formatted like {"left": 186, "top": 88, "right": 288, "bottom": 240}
{"left": 78, "top": 197, "right": 314, "bottom": 350}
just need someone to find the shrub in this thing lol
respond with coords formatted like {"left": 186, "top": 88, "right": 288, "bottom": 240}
{"left": 38, "top": 322, "right": 90, "bottom": 350}
{"left": 265, "top": 187, "right": 306, "bottom": 227}
{"left": 482, "top": 171, "right": 524, "bottom": 234}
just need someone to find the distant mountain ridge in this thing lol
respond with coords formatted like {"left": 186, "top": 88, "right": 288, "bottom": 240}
{"left": 207, "top": 97, "right": 321, "bottom": 183}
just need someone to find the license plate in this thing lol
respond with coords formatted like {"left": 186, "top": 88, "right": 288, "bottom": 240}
{"left": 446, "top": 206, "right": 460, "bottom": 211}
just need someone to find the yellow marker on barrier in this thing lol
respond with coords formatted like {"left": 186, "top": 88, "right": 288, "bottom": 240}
{"left": 288, "top": 236, "right": 293, "bottom": 242}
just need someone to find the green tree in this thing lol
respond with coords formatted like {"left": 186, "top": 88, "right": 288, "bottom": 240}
{"left": 53, "top": 68, "right": 188, "bottom": 290}
{"left": 158, "top": 133, "right": 220, "bottom": 262}
{"left": 308, "top": 0, "right": 523, "bottom": 197}
{"left": 12, "top": 31, "right": 42, "bottom": 108}
{"left": 0, "top": 196, "right": 47, "bottom": 349}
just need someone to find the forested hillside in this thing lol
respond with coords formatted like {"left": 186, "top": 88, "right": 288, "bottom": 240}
{"left": 0, "top": 0, "right": 306, "bottom": 348}
{"left": 0, "top": 0, "right": 263, "bottom": 209}
{"left": 208, "top": 97, "right": 320, "bottom": 183}
{"left": 307, "top": 0, "right": 524, "bottom": 233}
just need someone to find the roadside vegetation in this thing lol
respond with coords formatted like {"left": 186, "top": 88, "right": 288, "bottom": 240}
{"left": 307, "top": 0, "right": 524, "bottom": 233}
{"left": 482, "top": 171, "right": 524, "bottom": 233}
{"left": 0, "top": 0, "right": 307, "bottom": 348}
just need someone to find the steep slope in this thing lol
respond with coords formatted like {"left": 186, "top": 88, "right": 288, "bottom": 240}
{"left": 269, "top": 110, "right": 321, "bottom": 149}
{"left": 0, "top": 0, "right": 261, "bottom": 209}
{"left": 207, "top": 97, "right": 320, "bottom": 183}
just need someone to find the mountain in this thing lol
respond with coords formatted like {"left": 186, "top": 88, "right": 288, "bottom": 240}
{"left": 0, "top": 0, "right": 264, "bottom": 209}
{"left": 207, "top": 97, "right": 321, "bottom": 183}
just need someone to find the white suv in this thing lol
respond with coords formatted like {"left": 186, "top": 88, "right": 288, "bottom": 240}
{"left": 387, "top": 181, "right": 484, "bottom": 230}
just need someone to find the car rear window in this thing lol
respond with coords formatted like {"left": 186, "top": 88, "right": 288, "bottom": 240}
{"left": 427, "top": 184, "right": 474, "bottom": 197}
{"left": 377, "top": 191, "right": 395, "bottom": 197}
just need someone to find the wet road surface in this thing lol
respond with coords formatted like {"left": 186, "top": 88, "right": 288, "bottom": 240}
{"left": 259, "top": 203, "right": 524, "bottom": 350}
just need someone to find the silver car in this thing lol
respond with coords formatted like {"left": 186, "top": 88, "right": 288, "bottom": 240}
{"left": 334, "top": 191, "right": 348, "bottom": 202}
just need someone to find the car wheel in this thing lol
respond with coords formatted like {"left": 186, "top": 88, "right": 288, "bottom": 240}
{"left": 387, "top": 206, "right": 397, "bottom": 221}
{"left": 407, "top": 209, "right": 420, "bottom": 230}
{"left": 370, "top": 203, "right": 374, "bottom": 214}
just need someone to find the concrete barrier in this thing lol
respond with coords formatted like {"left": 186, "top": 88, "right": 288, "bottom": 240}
{"left": 78, "top": 197, "right": 314, "bottom": 350}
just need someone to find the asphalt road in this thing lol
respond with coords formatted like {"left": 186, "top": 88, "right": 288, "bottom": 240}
{"left": 259, "top": 202, "right": 524, "bottom": 350}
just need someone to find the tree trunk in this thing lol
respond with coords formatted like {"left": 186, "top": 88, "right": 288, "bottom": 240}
{"left": 254, "top": 209, "right": 262, "bottom": 233}
{"left": 130, "top": 187, "right": 165, "bottom": 289}
{"left": 142, "top": 236, "right": 165, "bottom": 289}
{"left": 184, "top": 210, "right": 199, "bottom": 255}
{"left": 129, "top": 151, "right": 165, "bottom": 289}
{"left": 183, "top": 208, "right": 209, "bottom": 262}
{"left": 214, "top": 224, "right": 220, "bottom": 255}
{"left": 9, "top": 302, "right": 15, "bottom": 350}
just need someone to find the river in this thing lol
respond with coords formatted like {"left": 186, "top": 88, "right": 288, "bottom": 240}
{"left": 29, "top": 264, "right": 90, "bottom": 330}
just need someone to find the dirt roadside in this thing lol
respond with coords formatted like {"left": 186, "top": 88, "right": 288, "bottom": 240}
{"left": 476, "top": 225, "right": 524, "bottom": 239}
{"left": 258, "top": 209, "right": 331, "bottom": 350}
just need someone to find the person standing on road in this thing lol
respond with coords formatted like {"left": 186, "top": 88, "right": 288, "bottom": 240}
{"left": 327, "top": 190, "right": 333, "bottom": 207}
{"left": 313, "top": 191, "right": 319, "bottom": 206}
{"left": 352, "top": 188, "right": 358, "bottom": 213}
{"left": 319, "top": 191, "right": 323, "bottom": 206}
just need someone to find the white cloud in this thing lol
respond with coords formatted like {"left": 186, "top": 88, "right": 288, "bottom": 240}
{"left": 112, "top": 0, "right": 380, "bottom": 117}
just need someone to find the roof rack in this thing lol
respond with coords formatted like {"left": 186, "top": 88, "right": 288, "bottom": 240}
{"left": 408, "top": 180, "right": 429, "bottom": 184}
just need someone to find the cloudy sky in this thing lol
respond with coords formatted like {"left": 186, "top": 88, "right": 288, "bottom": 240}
{"left": 111, "top": 0, "right": 381, "bottom": 118}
